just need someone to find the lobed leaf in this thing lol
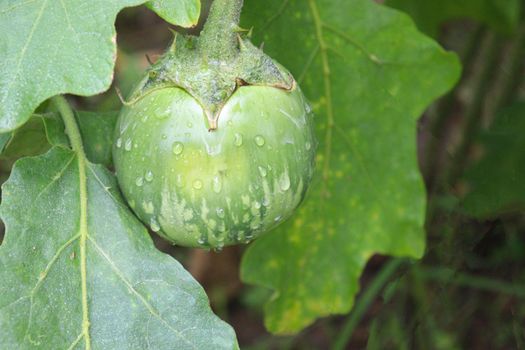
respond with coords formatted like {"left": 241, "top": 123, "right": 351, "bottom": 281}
{"left": 240, "top": 0, "right": 461, "bottom": 334}
{"left": 0, "top": 147, "right": 238, "bottom": 349}
{"left": 0, "top": 0, "right": 200, "bottom": 134}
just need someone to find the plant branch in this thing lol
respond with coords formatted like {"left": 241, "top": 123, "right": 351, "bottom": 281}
{"left": 332, "top": 259, "right": 405, "bottom": 350}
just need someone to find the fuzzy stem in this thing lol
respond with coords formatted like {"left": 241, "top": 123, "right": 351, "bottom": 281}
{"left": 199, "top": 0, "right": 244, "bottom": 61}
{"left": 51, "top": 95, "right": 85, "bottom": 156}
{"left": 51, "top": 95, "right": 91, "bottom": 350}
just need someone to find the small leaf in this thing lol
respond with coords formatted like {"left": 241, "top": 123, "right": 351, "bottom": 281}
{"left": 147, "top": 0, "right": 201, "bottom": 28}
{"left": 0, "top": 111, "right": 119, "bottom": 168}
{"left": 240, "top": 0, "right": 461, "bottom": 334}
{"left": 385, "top": 0, "right": 521, "bottom": 36}
{"left": 0, "top": 114, "right": 66, "bottom": 186}
{"left": 0, "top": 114, "right": 66, "bottom": 173}
{"left": 75, "top": 111, "right": 119, "bottom": 167}
{"left": 0, "top": 147, "right": 238, "bottom": 349}
{"left": 463, "top": 103, "right": 525, "bottom": 218}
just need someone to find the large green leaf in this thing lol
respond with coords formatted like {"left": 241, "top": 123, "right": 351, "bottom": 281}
{"left": 240, "top": 0, "right": 461, "bottom": 333}
{"left": 463, "top": 103, "right": 525, "bottom": 218}
{"left": 0, "top": 0, "right": 199, "bottom": 133}
{"left": 385, "top": 0, "right": 521, "bottom": 37}
{"left": 0, "top": 146, "right": 238, "bottom": 348}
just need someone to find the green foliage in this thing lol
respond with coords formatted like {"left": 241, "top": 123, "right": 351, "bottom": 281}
{"left": 0, "top": 0, "right": 199, "bottom": 133}
{"left": 0, "top": 147, "right": 237, "bottom": 348}
{"left": 0, "top": 118, "right": 53, "bottom": 162}
{"left": 75, "top": 111, "right": 118, "bottom": 167}
{"left": 463, "top": 103, "right": 525, "bottom": 218}
{"left": 240, "top": 0, "right": 460, "bottom": 333}
{"left": 0, "top": 0, "right": 487, "bottom": 347}
{"left": 0, "top": 114, "right": 67, "bottom": 173}
{"left": 146, "top": 0, "right": 201, "bottom": 28}
{"left": 385, "top": 0, "right": 521, "bottom": 37}
{"left": 0, "top": 112, "right": 118, "bottom": 169}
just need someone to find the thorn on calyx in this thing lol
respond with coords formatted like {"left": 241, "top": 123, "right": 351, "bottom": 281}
{"left": 167, "top": 29, "right": 178, "bottom": 52}
{"left": 237, "top": 34, "right": 247, "bottom": 51}
{"left": 115, "top": 87, "right": 146, "bottom": 107}
{"left": 233, "top": 25, "right": 250, "bottom": 33}
{"left": 235, "top": 78, "right": 249, "bottom": 87}
{"left": 115, "top": 87, "right": 128, "bottom": 106}
{"left": 145, "top": 54, "right": 154, "bottom": 65}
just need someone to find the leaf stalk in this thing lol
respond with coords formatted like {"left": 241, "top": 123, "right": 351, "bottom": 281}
{"left": 51, "top": 96, "right": 86, "bottom": 157}
{"left": 51, "top": 95, "right": 91, "bottom": 350}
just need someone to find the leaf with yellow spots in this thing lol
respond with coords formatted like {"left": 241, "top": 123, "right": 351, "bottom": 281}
{"left": 240, "top": 0, "right": 461, "bottom": 334}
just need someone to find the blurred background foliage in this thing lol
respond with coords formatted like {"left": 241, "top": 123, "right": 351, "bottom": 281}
{"left": 1, "top": 0, "right": 525, "bottom": 348}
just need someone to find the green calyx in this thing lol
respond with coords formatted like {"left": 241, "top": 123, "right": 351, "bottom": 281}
{"left": 129, "top": 0, "right": 294, "bottom": 130}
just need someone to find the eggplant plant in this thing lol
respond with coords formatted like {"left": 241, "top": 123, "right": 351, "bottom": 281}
{"left": 0, "top": 0, "right": 467, "bottom": 348}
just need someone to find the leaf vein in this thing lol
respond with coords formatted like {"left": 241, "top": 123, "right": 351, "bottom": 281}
{"left": 308, "top": 0, "right": 334, "bottom": 198}
{"left": 298, "top": 44, "right": 320, "bottom": 84}
{"left": 0, "top": 0, "right": 49, "bottom": 109}
{"left": 88, "top": 237, "right": 197, "bottom": 349}
{"left": 67, "top": 332, "right": 84, "bottom": 350}
{"left": 322, "top": 23, "right": 383, "bottom": 64}
{"left": 87, "top": 164, "right": 131, "bottom": 213}
{"left": 334, "top": 125, "right": 384, "bottom": 204}
{"left": 0, "top": 295, "right": 28, "bottom": 311}
{"left": 257, "top": 0, "right": 291, "bottom": 34}
{"left": 0, "top": 0, "right": 38, "bottom": 15}
{"left": 58, "top": 0, "right": 98, "bottom": 83}
{"left": 23, "top": 233, "right": 80, "bottom": 344}
{"left": 35, "top": 154, "right": 76, "bottom": 201}
{"left": 31, "top": 234, "right": 81, "bottom": 295}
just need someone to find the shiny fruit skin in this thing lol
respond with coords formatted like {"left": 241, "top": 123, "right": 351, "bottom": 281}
{"left": 113, "top": 85, "right": 316, "bottom": 248}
